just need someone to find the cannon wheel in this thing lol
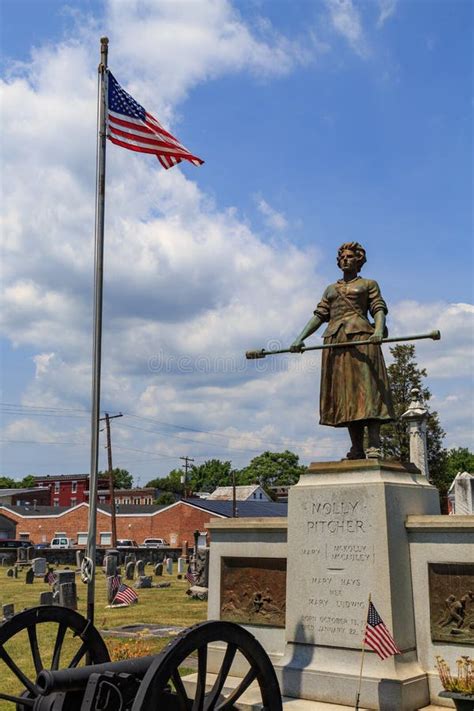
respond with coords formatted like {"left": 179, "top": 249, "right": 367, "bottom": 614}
{"left": 132, "top": 620, "right": 282, "bottom": 711}
{"left": 0, "top": 605, "right": 110, "bottom": 708}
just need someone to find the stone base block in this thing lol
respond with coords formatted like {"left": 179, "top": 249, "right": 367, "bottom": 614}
{"left": 182, "top": 672, "right": 449, "bottom": 710}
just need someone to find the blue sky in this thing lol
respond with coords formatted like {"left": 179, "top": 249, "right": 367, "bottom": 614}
{"left": 1, "top": 0, "right": 472, "bottom": 481}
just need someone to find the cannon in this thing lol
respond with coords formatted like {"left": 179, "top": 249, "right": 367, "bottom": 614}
{"left": 0, "top": 606, "right": 282, "bottom": 710}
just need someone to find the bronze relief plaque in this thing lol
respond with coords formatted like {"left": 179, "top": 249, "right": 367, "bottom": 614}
{"left": 220, "top": 557, "right": 286, "bottom": 628}
{"left": 428, "top": 563, "right": 474, "bottom": 645}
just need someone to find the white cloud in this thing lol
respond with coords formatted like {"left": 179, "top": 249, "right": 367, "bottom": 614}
{"left": 325, "top": 0, "right": 368, "bottom": 57}
{"left": 376, "top": 0, "right": 397, "bottom": 28}
{"left": 103, "top": 0, "right": 314, "bottom": 112}
{"left": 255, "top": 195, "right": 288, "bottom": 231}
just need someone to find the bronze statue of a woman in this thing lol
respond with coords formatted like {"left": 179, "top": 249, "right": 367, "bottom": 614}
{"left": 291, "top": 242, "right": 395, "bottom": 459}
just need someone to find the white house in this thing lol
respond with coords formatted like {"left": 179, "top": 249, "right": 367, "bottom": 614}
{"left": 447, "top": 471, "right": 474, "bottom": 514}
{"left": 208, "top": 485, "right": 271, "bottom": 502}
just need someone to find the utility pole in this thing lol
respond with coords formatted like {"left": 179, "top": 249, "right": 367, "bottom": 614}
{"left": 232, "top": 469, "right": 238, "bottom": 518}
{"left": 100, "top": 412, "right": 123, "bottom": 547}
{"left": 180, "top": 456, "right": 194, "bottom": 499}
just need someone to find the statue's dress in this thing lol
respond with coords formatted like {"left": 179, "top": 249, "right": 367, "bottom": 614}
{"left": 314, "top": 276, "right": 395, "bottom": 427}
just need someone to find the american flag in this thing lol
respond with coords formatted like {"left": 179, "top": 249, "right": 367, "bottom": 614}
{"left": 185, "top": 564, "right": 196, "bottom": 585}
{"left": 107, "top": 71, "right": 204, "bottom": 170}
{"left": 113, "top": 583, "right": 138, "bottom": 606}
{"left": 364, "top": 601, "right": 401, "bottom": 660}
{"left": 47, "top": 571, "right": 57, "bottom": 586}
{"left": 109, "top": 574, "right": 121, "bottom": 599}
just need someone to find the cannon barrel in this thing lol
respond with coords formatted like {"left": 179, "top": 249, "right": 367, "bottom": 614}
{"left": 37, "top": 653, "right": 159, "bottom": 693}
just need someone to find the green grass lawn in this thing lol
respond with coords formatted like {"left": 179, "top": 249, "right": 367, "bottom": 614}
{"left": 0, "top": 563, "right": 207, "bottom": 707}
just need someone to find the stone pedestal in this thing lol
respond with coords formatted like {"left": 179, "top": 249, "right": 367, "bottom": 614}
{"left": 282, "top": 459, "right": 440, "bottom": 711}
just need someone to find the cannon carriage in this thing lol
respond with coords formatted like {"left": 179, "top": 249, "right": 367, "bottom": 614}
{"left": 0, "top": 605, "right": 282, "bottom": 710}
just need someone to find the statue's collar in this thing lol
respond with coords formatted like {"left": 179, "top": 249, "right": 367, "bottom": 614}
{"left": 337, "top": 276, "right": 361, "bottom": 285}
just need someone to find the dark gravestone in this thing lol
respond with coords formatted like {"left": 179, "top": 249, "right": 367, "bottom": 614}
{"left": 54, "top": 570, "right": 75, "bottom": 595}
{"left": 17, "top": 548, "right": 28, "bottom": 564}
{"left": 106, "top": 575, "right": 121, "bottom": 604}
{"left": 2, "top": 603, "right": 14, "bottom": 619}
{"left": 32, "top": 557, "right": 47, "bottom": 577}
{"left": 135, "top": 576, "right": 152, "bottom": 589}
{"left": 40, "top": 591, "right": 54, "bottom": 605}
{"left": 154, "top": 562, "right": 163, "bottom": 577}
{"left": 59, "top": 582, "right": 78, "bottom": 610}
{"left": 104, "top": 555, "right": 117, "bottom": 577}
{"left": 25, "top": 568, "right": 34, "bottom": 584}
{"left": 135, "top": 560, "right": 145, "bottom": 578}
{"left": 125, "top": 561, "right": 135, "bottom": 580}
{"left": 7, "top": 568, "right": 14, "bottom": 577}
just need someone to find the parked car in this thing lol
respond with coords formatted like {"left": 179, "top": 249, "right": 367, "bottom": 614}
{"left": 142, "top": 538, "right": 169, "bottom": 548}
{"left": 50, "top": 537, "right": 74, "bottom": 549}
{"left": 116, "top": 539, "right": 138, "bottom": 549}
{"left": 34, "top": 542, "right": 49, "bottom": 550}
{"left": 0, "top": 539, "right": 34, "bottom": 549}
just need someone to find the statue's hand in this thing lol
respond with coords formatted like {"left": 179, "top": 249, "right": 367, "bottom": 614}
{"left": 369, "top": 332, "right": 383, "bottom": 344}
{"left": 290, "top": 340, "right": 305, "bottom": 353}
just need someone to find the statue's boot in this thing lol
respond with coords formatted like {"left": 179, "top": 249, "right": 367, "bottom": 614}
{"left": 346, "top": 423, "right": 365, "bottom": 459}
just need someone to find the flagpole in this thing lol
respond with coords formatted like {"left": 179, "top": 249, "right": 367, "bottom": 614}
{"left": 84, "top": 36, "right": 109, "bottom": 625}
{"left": 355, "top": 593, "right": 371, "bottom": 710}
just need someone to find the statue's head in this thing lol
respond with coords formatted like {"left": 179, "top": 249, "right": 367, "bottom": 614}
{"left": 337, "top": 242, "right": 367, "bottom": 272}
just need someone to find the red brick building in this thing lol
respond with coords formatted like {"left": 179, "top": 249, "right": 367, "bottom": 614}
{"left": 0, "top": 499, "right": 287, "bottom": 547}
{"left": 33, "top": 474, "right": 109, "bottom": 507}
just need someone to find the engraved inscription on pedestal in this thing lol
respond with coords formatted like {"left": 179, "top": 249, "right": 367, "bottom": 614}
{"left": 287, "top": 486, "right": 377, "bottom": 648}
{"left": 220, "top": 557, "right": 286, "bottom": 628}
{"left": 429, "top": 563, "right": 474, "bottom": 645}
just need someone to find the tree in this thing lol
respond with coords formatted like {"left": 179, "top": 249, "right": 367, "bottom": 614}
{"left": 445, "top": 447, "right": 474, "bottom": 477}
{"left": 146, "top": 469, "right": 184, "bottom": 495}
{"left": 0, "top": 476, "right": 17, "bottom": 488}
{"left": 98, "top": 468, "right": 133, "bottom": 489}
{"left": 20, "top": 475, "right": 35, "bottom": 488}
{"left": 155, "top": 491, "right": 176, "bottom": 506}
{"left": 238, "top": 450, "right": 306, "bottom": 489}
{"left": 380, "top": 345, "right": 447, "bottom": 491}
{"left": 188, "top": 460, "right": 235, "bottom": 493}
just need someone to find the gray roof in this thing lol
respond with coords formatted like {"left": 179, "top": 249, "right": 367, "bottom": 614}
{"left": 0, "top": 487, "right": 49, "bottom": 498}
{"left": 0, "top": 504, "right": 71, "bottom": 516}
{"left": 97, "top": 504, "right": 166, "bottom": 515}
{"left": 183, "top": 499, "right": 288, "bottom": 518}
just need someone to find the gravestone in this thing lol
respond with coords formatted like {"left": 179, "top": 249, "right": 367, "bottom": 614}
{"left": 17, "top": 548, "right": 28, "bottom": 564}
{"left": 40, "top": 591, "right": 54, "bottom": 605}
{"left": 135, "top": 560, "right": 145, "bottom": 577}
{"left": 25, "top": 567, "right": 34, "bottom": 584}
{"left": 182, "top": 540, "right": 189, "bottom": 560}
{"left": 76, "top": 550, "right": 84, "bottom": 569}
{"left": 32, "top": 557, "right": 47, "bottom": 578}
{"left": 106, "top": 575, "right": 121, "bottom": 604}
{"left": 2, "top": 603, "right": 14, "bottom": 619}
{"left": 124, "top": 553, "right": 136, "bottom": 566}
{"left": 154, "top": 562, "right": 163, "bottom": 577}
{"left": 59, "top": 582, "right": 78, "bottom": 610}
{"left": 125, "top": 561, "right": 135, "bottom": 580}
{"left": 6, "top": 568, "right": 14, "bottom": 578}
{"left": 166, "top": 558, "right": 173, "bottom": 575}
{"left": 54, "top": 570, "right": 75, "bottom": 593}
{"left": 135, "top": 575, "right": 152, "bottom": 589}
{"left": 177, "top": 557, "right": 186, "bottom": 574}
{"left": 104, "top": 555, "right": 117, "bottom": 577}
